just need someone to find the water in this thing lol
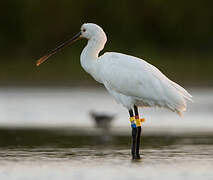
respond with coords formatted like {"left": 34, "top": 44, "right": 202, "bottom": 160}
{"left": 0, "top": 87, "right": 212, "bottom": 131}
{"left": 1, "top": 129, "right": 213, "bottom": 180}
{"left": 0, "top": 87, "right": 213, "bottom": 179}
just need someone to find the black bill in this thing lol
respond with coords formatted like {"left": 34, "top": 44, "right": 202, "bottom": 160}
{"left": 36, "top": 31, "right": 81, "bottom": 66}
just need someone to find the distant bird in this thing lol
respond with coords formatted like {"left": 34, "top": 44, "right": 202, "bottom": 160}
{"left": 90, "top": 111, "right": 115, "bottom": 129}
{"left": 36, "top": 23, "right": 192, "bottom": 159}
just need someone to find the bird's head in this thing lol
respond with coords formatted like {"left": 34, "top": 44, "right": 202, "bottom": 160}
{"left": 80, "top": 23, "right": 107, "bottom": 41}
{"left": 36, "top": 23, "right": 107, "bottom": 66}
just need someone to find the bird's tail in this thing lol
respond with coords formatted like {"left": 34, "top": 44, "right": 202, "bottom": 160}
{"left": 168, "top": 80, "right": 193, "bottom": 117}
{"left": 169, "top": 80, "right": 193, "bottom": 102}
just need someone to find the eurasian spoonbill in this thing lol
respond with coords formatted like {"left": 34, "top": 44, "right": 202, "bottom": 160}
{"left": 36, "top": 23, "right": 192, "bottom": 159}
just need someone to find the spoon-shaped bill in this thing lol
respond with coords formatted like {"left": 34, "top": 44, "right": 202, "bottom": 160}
{"left": 36, "top": 32, "right": 82, "bottom": 66}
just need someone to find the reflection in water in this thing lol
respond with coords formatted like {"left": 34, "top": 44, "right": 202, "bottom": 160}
{"left": 0, "top": 87, "right": 212, "bottom": 179}
{"left": 0, "top": 128, "right": 213, "bottom": 179}
{"left": 89, "top": 111, "right": 116, "bottom": 143}
{"left": 1, "top": 127, "right": 213, "bottom": 159}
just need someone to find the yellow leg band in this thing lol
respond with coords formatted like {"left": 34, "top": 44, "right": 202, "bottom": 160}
{"left": 129, "top": 116, "right": 136, "bottom": 128}
{"left": 136, "top": 118, "right": 141, "bottom": 127}
{"left": 130, "top": 116, "right": 145, "bottom": 128}
{"left": 140, "top": 118, "right": 145, "bottom": 122}
{"left": 129, "top": 116, "right": 135, "bottom": 122}
{"left": 136, "top": 118, "right": 145, "bottom": 127}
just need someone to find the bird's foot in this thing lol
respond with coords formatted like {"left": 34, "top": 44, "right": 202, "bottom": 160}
{"left": 132, "top": 154, "right": 141, "bottom": 160}
{"left": 135, "top": 154, "right": 141, "bottom": 159}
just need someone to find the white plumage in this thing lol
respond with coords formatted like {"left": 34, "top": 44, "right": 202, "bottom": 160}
{"left": 37, "top": 23, "right": 192, "bottom": 116}
{"left": 79, "top": 23, "right": 192, "bottom": 116}
{"left": 36, "top": 23, "right": 193, "bottom": 159}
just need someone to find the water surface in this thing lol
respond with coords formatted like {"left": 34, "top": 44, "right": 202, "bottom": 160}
{"left": 0, "top": 87, "right": 212, "bottom": 179}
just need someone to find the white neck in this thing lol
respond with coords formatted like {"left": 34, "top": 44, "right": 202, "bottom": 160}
{"left": 80, "top": 37, "right": 106, "bottom": 76}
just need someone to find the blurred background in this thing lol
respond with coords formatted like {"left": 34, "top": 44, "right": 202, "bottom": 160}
{"left": 0, "top": 0, "right": 213, "bottom": 85}
{"left": 0, "top": 1, "right": 213, "bottom": 179}
{"left": 0, "top": 0, "right": 212, "bottom": 128}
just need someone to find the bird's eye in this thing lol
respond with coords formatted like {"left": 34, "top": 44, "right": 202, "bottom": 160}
{"left": 82, "top": 29, "right": 86, "bottom": 32}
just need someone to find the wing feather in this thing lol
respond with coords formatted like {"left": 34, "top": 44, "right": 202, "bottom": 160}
{"left": 99, "top": 52, "right": 192, "bottom": 115}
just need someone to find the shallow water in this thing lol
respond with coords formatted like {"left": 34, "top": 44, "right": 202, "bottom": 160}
{"left": 0, "top": 87, "right": 212, "bottom": 179}
{"left": 1, "top": 128, "right": 213, "bottom": 180}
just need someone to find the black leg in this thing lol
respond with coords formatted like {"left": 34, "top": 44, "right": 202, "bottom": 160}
{"left": 134, "top": 105, "right": 141, "bottom": 159}
{"left": 135, "top": 126, "right": 141, "bottom": 159}
{"left": 129, "top": 109, "right": 137, "bottom": 159}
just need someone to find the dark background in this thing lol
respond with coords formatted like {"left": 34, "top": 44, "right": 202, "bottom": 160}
{"left": 1, "top": 0, "right": 212, "bottom": 86}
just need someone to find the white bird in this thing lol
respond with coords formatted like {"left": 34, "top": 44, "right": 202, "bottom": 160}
{"left": 36, "top": 23, "right": 192, "bottom": 159}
